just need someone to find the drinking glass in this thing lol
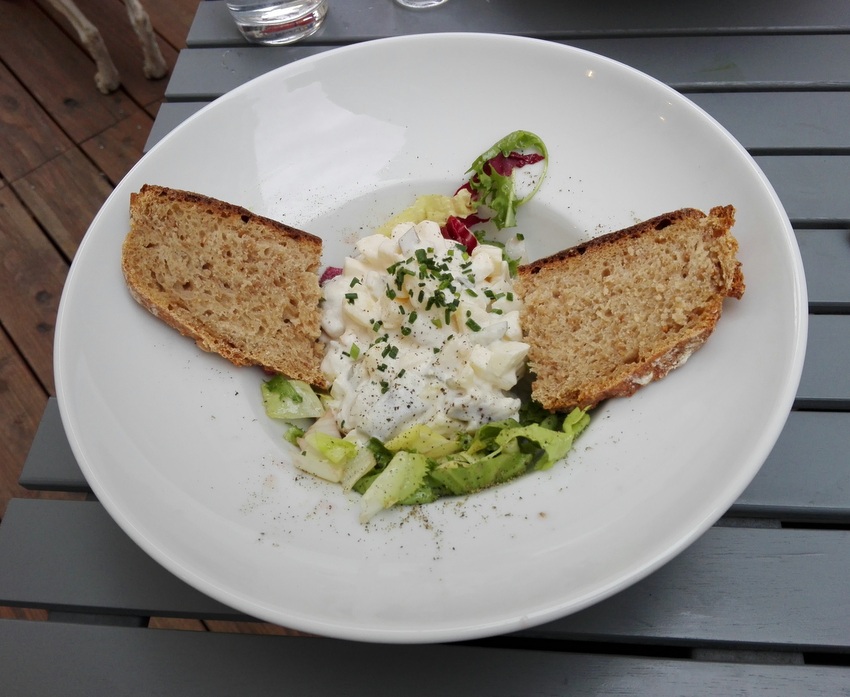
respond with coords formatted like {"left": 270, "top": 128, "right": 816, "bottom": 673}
{"left": 226, "top": 0, "right": 329, "bottom": 45}
{"left": 394, "top": 0, "right": 451, "bottom": 8}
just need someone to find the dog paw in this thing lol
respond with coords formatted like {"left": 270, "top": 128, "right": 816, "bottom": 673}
{"left": 143, "top": 57, "right": 169, "bottom": 80}
{"left": 95, "top": 69, "right": 121, "bottom": 94}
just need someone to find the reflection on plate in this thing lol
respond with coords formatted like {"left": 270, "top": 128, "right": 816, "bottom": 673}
{"left": 55, "top": 33, "right": 807, "bottom": 643}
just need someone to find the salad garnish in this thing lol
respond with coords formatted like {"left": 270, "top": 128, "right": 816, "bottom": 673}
{"left": 453, "top": 129, "right": 549, "bottom": 236}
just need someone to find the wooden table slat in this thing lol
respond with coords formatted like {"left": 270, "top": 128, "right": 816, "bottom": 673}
{"left": 2, "top": 498, "right": 849, "bottom": 653}
{"left": 796, "top": 315, "right": 850, "bottom": 408}
{"left": 2, "top": 619, "right": 847, "bottom": 697}
{"left": 144, "top": 101, "right": 207, "bottom": 152}
{"left": 18, "top": 398, "right": 86, "bottom": 493}
{"left": 732, "top": 411, "right": 850, "bottom": 521}
{"left": 0, "top": 499, "right": 238, "bottom": 620}
{"left": 687, "top": 93, "right": 850, "bottom": 155}
{"left": 527, "top": 526, "right": 850, "bottom": 651}
{"left": 796, "top": 229, "right": 850, "bottom": 309}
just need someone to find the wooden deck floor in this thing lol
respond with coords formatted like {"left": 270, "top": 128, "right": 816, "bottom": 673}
{"left": 0, "top": 0, "right": 198, "bottom": 521}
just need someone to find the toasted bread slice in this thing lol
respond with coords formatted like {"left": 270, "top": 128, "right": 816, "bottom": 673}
{"left": 122, "top": 184, "right": 327, "bottom": 388}
{"left": 516, "top": 206, "right": 744, "bottom": 411}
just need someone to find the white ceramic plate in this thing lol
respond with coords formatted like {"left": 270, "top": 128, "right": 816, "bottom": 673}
{"left": 55, "top": 34, "right": 807, "bottom": 643}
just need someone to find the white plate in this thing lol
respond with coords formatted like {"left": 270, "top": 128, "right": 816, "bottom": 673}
{"left": 55, "top": 34, "right": 807, "bottom": 643}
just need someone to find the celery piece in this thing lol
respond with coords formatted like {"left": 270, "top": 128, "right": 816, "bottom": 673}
{"left": 292, "top": 445, "right": 347, "bottom": 483}
{"left": 359, "top": 451, "right": 429, "bottom": 523}
{"left": 303, "top": 431, "right": 357, "bottom": 465}
{"left": 261, "top": 376, "right": 324, "bottom": 420}
{"left": 384, "top": 424, "right": 461, "bottom": 458}
{"left": 340, "top": 446, "right": 377, "bottom": 492}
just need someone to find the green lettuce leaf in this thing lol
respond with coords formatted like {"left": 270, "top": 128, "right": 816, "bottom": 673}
{"left": 430, "top": 451, "right": 532, "bottom": 495}
{"left": 466, "top": 130, "right": 549, "bottom": 230}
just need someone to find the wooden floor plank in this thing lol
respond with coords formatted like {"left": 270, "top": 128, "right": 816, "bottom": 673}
{"left": 11, "top": 149, "right": 114, "bottom": 260}
{"left": 0, "top": 63, "right": 71, "bottom": 181}
{"left": 0, "top": 0, "right": 139, "bottom": 143}
{"left": 203, "top": 620, "right": 306, "bottom": 636}
{"left": 148, "top": 617, "right": 208, "bottom": 632}
{"left": 81, "top": 109, "right": 155, "bottom": 184}
{"left": 0, "top": 188, "right": 67, "bottom": 392}
{"left": 0, "top": 606, "right": 47, "bottom": 622}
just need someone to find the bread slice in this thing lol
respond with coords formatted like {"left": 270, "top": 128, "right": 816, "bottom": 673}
{"left": 122, "top": 184, "right": 327, "bottom": 388}
{"left": 516, "top": 206, "right": 744, "bottom": 411}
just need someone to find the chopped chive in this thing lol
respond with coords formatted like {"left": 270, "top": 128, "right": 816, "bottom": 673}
{"left": 350, "top": 344, "right": 360, "bottom": 360}
{"left": 344, "top": 292, "right": 358, "bottom": 303}
{"left": 466, "top": 318, "right": 482, "bottom": 332}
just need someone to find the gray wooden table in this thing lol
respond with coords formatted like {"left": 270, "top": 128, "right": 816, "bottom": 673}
{"left": 2, "top": 1, "right": 850, "bottom": 694}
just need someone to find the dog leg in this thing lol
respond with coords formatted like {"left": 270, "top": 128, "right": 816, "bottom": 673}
{"left": 124, "top": 0, "right": 168, "bottom": 80}
{"left": 47, "top": 0, "right": 121, "bottom": 93}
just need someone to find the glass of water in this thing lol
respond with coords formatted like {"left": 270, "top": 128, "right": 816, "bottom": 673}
{"left": 226, "top": 0, "right": 329, "bottom": 45}
{"left": 394, "top": 0, "right": 451, "bottom": 8}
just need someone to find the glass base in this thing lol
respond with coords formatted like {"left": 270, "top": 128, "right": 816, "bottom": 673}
{"left": 228, "top": 1, "right": 328, "bottom": 45}
{"left": 394, "top": 0, "right": 451, "bottom": 8}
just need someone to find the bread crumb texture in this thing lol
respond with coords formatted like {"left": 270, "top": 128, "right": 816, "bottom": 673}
{"left": 516, "top": 206, "right": 744, "bottom": 411}
{"left": 122, "top": 185, "right": 327, "bottom": 387}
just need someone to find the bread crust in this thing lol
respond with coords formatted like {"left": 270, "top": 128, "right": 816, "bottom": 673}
{"left": 516, "top": 206, "right": 744, "bottom": 411}
{"left": 123, "top": 184, "right": 327, "bottom": 388}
